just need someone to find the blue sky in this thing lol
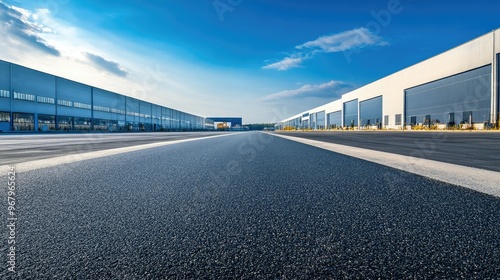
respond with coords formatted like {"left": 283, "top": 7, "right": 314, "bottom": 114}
{"left": 0, "top": 0, "right": 499, "bottom": 123}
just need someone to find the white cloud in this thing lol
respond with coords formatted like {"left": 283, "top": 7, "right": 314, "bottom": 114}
{"left": 263, "top": 27, "right": 388, "bottom": 71}
{"left": 84, "top": 52, "right": 129, "bottom": 77}
{"left": 262, "top": 56, "right": 304, "bottom": 71}
{"left": 0, "top": 1, "right": 134, "bottom": 82}
{"left": 261, "top": 80, "right": 353, "bottom": 101}
{"left": 297, "top": 27, "right": 388, "bottom": 52}
{"left": 0, "top": 1, "right": 60, "bottom": 56}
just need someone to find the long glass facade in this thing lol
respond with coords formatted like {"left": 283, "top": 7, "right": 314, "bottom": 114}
{"left": 343, "top": 99, "right": 358, "bottom": 127}
{"left": 0, "top": 59, "right": 211, "bottom": 132}
{"left": 360, "top": 96, "right": 382, "bottom": 127}
{"left": 405, "top": 65, "right": 491, "bottom": 126}
{"left": 327, "top": 111, "right": 342, "bottom": 128}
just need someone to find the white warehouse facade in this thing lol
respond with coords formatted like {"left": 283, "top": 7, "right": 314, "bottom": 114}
{"left": 276, "top": 29, "right": 500, "bottom": 130}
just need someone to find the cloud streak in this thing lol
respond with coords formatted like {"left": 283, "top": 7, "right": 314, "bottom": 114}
{"left": 0, "top": 1, "right": 60, "bottom": 56}
{"left": 84, "top": 52, "right": 129, "bottom": 77}
{"left": 262, "top": 57, "right": 304, "bottom": 71}
{"left": 297, "top": 28, "right": 388, "bottom": 52}
{"left": 263, "top": 27, "right": 387, "bottom": 71}
{"left": 261, "top": 80, "right": 354, "bottom": 101}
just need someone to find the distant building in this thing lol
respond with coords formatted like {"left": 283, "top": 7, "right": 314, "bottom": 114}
{"left": 207, "top": 117, "right": 243, "bottom": 128}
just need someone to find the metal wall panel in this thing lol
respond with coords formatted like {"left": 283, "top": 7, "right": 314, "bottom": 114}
{"left": 56, "top": 78, "right": 92, "bottom": 118}
{"left": 405, "top": 65, "right": 491, "bottom": 125}
{"left": 0, "top": 61, "right": 10, "bottom": 112}
{"left": 93, "top": 88, "right": 125, "bottom": 121}
{"left": 12, "top": 65, "right": 56, "bottom": 116}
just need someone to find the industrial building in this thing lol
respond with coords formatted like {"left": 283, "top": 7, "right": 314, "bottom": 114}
{"left": 276, "top": 29, "right": 500, "bottom": 130}
{"left": 0, "top": 59, "right": 215, "bottom": 132}
{"left": 207, "top": 117, "right": 243, "bottom": 130}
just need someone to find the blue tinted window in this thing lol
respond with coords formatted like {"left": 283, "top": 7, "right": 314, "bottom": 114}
{"left": 126, "top": 97, "right": 140, "bottom": 128}
{"left": 327, "top": 111, "right": 342, "bottom": 128}
{"left": 405, "top": 65, "right": 491, "bottom": 125}
{"left": 302, "top": 119, "right": 309, "bottom": 128}
{"left": 395, "top": 114, "right": 402, "bottom": 125}
{"left": 316, "top": 111, "right": 325, "bottom": 129}
{"left": 310, "top": 113, "right": 316, "bottom": 129}
{"left": 360, "top": 96, "right": 382, "bottom": 126}
{"left": 343, "top": 99, "right": 358, "bottom": 126}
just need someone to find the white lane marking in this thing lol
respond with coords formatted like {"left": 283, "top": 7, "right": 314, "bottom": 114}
{"left": 269, "top": 133, "right": 500, "bottom": 198}
{"left": 0, "top": 133, "right": 243, "bottom": 173}
{"left": 0, "top": 132, "right": 228, "bottom": 149}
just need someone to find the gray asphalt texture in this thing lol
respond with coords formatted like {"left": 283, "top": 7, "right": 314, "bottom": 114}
{"left": 1, "top": 132, "right": 499, "bottom": 279}
{"left": 0, "top": 132, "right": 229, "bottom": 165}
{"left": 276, "top": 131, "right": 500, "bottom": 172}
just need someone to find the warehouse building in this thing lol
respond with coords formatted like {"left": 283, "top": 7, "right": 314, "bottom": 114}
{"left": 0, "top": 60, "right": 215, "bottom": 132}
{"left": 276, "top": 29, "right": 500, "bottom": 130}
{"left": 207, "top": 117, "right": 243, "bottom": 128}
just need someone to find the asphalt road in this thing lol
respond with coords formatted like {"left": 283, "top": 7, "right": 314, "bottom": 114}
{"left": 276, "top": 131, "right": 500, "bottom": 172}
{"left": 0, "top": 132, "right": 498, "bottom": 279}
{"left": 0, "top": 132, "right": 229, "bottom": 166}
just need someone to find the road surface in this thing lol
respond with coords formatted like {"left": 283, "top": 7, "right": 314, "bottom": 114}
{"left": 0, "top": 132, "right": 498, "bottom": 278}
